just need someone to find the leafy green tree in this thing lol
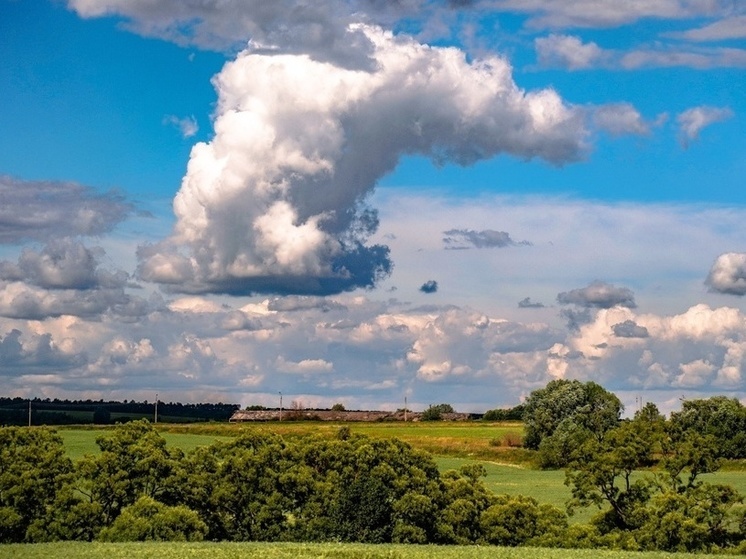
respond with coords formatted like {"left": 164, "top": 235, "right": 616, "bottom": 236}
{"left": 75, "top": 420, "right": 183, "bottom": 530}
{"left": 0, "top": 427, "right": 73, "bottom": 543}
{"left": 566, "top": 419, "right": 658, "bottom": 530}
{"left": 523, "top": 380, "right": 622, "bottom": 467}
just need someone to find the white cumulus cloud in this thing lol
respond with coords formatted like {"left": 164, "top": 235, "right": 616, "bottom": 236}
{"left": 138, "top": 25, "right": 587, "bottom": 296}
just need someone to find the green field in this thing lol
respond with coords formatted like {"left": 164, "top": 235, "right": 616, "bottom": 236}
{"left": 2, "top": 542, "right": 744, "bottom": 559}
{"left": 58, "top": 428, "right": 232, "bottom": 461}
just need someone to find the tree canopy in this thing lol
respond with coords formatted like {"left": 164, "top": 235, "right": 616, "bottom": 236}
{"left": 522, "top": 380, "right": 622, "bottom": 467}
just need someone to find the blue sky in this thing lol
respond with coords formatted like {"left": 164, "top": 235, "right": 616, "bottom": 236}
{"left": 1, "top": 0, "right": 745, "bottom": 413}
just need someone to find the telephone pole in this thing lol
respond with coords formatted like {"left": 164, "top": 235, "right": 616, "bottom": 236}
{"left": 279, "top": 391, "right": 283, "bottom": 421}
{"left": 28, "top": 399, "right": 31, "bottom": 427}
{"left": 154, "top": 393, "right": 158, "bottom": 424}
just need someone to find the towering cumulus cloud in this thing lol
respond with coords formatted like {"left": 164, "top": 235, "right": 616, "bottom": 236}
{"left": 138, "top": 25, "right": 587, "bottom": 295}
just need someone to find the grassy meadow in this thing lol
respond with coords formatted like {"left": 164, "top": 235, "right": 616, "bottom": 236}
{"left": 57, "top": 420, "right": 531, "bottom": 462}
{"left": 3, "top": 542, "right": 745, "bottom": 559}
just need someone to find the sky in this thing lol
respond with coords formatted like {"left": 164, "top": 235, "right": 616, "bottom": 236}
{"left": 1, "top": 0, "right": 745, "bottom": 414}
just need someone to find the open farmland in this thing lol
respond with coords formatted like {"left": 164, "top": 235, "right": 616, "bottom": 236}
{"left": 3, "top": 542, "right": 746, "bottom": 559}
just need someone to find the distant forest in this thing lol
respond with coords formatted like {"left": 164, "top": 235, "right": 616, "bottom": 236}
{"left": 0, "top": 397, "right": 240, "bottom": 426}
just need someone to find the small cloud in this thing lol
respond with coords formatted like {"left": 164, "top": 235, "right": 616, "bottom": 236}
{"left": 706, "top": 252, "right": 746, "bottom": 296}
{"left": 518, "top": 297, "right": 545, "bottom": 308}
{"left": 420, "top": 280, "right": 438, "bottom": 294}
{"left": 557, "top": 280, "right": 636, "bottom": 309}
{"left": 612, "top": 320, "right": 650, "bottom": 338}
{"left": 676, "top": 106, "right": 734, "bottom": 147}
{"left": 535, "top": 34, "right": 607, "bottom": 70}
{"left": 443, "top": 229, "right": 531, "bottom": 250}
{"left": 163, "top": 114, "right": 199, "bottom": 138}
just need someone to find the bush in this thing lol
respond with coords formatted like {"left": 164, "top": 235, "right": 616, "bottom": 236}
{"left": 97, "top": 496, "right": 207, "bottom": 542}
{"left": 421, "top": 403, "right": 454, "bottom": 421}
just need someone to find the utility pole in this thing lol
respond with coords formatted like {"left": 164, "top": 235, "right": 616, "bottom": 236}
{"left": 28, "top": 399, "right": 31, "bottom": 427}
{"left": 279, "top": 391, "right": 283, "bottom": 421}
{"left": 154, "top": 393, "right": 158, "bottom": 424}
{"left": 404, "top": 396, "right": 407, "bottom": 422}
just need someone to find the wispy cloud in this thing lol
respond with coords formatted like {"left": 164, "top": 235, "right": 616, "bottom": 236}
{"left": 163, "top": 114, "right": 199, "bottom": 138}
{"left": 669, "top": 15, "right": 746, "bottom": 42}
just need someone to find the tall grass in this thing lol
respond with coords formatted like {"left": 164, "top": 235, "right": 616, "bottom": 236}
{"left": 2, "top": 542, "right": 743, "bottom": 559}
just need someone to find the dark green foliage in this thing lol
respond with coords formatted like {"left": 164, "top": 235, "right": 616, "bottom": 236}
{"left": 331, "top": 403, "right": 346, "bottom": 411}
{"left": 332, "top": 475, "right": 394, "bottom": 542}
{"left": 482, "top": 405, "right": 524, "bottom": 421}
{"left": 97, "top": 496, "right": 206, "bottom": 542}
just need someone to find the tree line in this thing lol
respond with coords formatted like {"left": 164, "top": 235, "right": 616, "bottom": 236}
{"left": 0, "top": 397, "right": 239, "bottom": 426}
